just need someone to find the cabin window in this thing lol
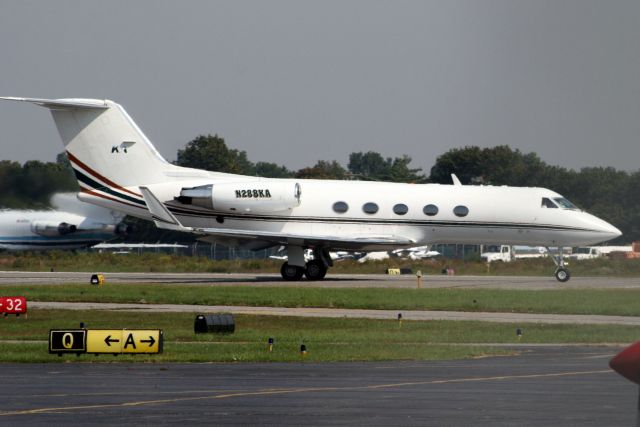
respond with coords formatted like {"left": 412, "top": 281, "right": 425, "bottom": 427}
{"left": 541, "top": 198, "right": 558, "bottom": 208}
{"left": 553, "top": 197, "right": 578, "bottom": 210}
{"left": 423, "top": 204, "right": 438, "bottom": 216}
{"left": 362, "top": 202, "right": 379, "bottom": 214}
{"left": 453, "top": 205, "right": 469, "bottom": 217}
{"left": 393, "top": 204, "right": 408, "bottom": 216}
{"left": 333, "top": 201, "right": 349, "bottom": 214}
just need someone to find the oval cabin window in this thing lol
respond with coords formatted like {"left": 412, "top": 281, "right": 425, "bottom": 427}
{"left": 333, "top": 201, "right": 349, "bottom": 214}
{"left": 362, "top": 202, "right": 379, "bottom": 214}
{"left": 453, "top": 205, "right": 469, "bottom": 217}
{"left": 423, "top": 204, "right": 439, "bottom": 216}
{"left": 393, "top": 204, "right": 408, "bottom": 215}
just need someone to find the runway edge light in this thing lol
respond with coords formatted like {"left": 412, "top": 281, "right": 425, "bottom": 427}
{"left": 90, "top": 274, "right": 105, "bottom": 286}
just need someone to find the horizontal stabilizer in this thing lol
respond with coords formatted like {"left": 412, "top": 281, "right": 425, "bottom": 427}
{"left": 139, "top": 187, "right": 190, "bottom": 232}
{"left": 0, "top": 97, "right": 108, "bottom": 110}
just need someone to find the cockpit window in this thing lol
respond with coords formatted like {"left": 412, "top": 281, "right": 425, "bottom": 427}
{"left": 553, "top": 197, "right": 578, "bottom": 210}
{"left": 541, "top": 197, "right": 558, "bottom": 208}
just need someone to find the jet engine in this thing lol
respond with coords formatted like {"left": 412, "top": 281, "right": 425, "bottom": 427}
{"left": 31, "top": 221, "right": 77, "bottom": 237}
{"left": 176, "top": 182, "right": 302, "bottom": 214}
{"left": 115, "top": 222, "right": 133, "bottom": 236}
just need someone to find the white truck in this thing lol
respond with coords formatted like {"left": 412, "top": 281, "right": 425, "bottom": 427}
{"left": 481, "top": 245, "right": 549, "bottom": 262}
{"left": 569, "top": 246, "right": 632, "bottom": 260}
{"left": 480, "top": 245, "right": 514, "bottom": 262}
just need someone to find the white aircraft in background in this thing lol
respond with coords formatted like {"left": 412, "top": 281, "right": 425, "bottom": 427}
{"left": 0, "top": 97, "right": 622, "bottom": 281}
{"left": 394, "top": 246, "right": 441, "bottom": 260}
{"left": 0, "top": 193, "right": 129, "bottom": 250}
{"left": 269, "top": 248, "right": 356, "bottom": 262}
{"left": 356, "top": 246, "right": 441, "bottom": 263}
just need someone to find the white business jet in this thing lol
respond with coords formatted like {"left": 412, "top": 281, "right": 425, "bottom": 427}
{"left": 0, "top": 97, "right": 621, "bottom": 281}
{"left": 0, "top": 193, "right": 129, "bottom": 250}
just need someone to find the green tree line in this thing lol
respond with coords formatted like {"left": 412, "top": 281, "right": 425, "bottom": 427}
{"left": 0, "top": 155, "right": 77, "bottom": 208}
{"left": 1, "top": 136, "right": 637, "bottom": 243}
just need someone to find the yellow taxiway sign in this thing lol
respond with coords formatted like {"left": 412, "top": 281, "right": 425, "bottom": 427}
{"left": 86, "top": 329, "right": 163, "bottom": 354}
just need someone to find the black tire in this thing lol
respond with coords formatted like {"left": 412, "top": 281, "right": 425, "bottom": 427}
{"left": 304, "top": 260, "right": 327, "bottom": 281}
{"left": 554, "top": 267, "right": 571, "bottom": 283}
{"left": 281, "top": 262, "right": 304, "bottom": 281}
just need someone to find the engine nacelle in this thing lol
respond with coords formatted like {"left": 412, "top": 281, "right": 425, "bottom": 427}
{"left": 31, "top": 221, "right": 77, "bottom": 237}
{"left": 115, "top": 222, "right": 133, "bottom": 236}
{"left": 176, "top": 182, "right": 301, "bottom": 214}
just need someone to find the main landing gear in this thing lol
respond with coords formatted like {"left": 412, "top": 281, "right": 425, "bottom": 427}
{"left": 548, "top": 246, "right": 571, "bottom": 282}
{"left": 280, "top": 259, "right": 329, "bottom": 281}
{"left": 280, "top": 262, "right": 304, "bottom": 281}
{"left": 279, "top": 247, "right": 331, "bottom": 281}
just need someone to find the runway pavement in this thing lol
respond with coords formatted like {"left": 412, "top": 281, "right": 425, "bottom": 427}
{"left": 0, "top": 346, "right": 635, "bottom": 426}
{"left": 2, "top": 270, "right": 640, "bottom": 289}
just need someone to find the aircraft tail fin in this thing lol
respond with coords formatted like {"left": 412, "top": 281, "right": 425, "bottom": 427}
{"left": 0, "top": 97, "right": 173, "bottom": 192}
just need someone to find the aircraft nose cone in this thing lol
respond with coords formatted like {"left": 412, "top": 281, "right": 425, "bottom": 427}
{"left": 578, "top": 212, "right": 622, "bottom": 244}
{"left": 594, "top": 217, "right": 622, "bottom": 241}
{"left": 605, "top": 223, "right": 623, "bottom": 240}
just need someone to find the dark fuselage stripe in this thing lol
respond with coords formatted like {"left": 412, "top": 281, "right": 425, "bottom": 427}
{"left": 80, "top": 188, "right": 147, "bottom": 211}
{"left": 73, "top": 168, "right": 146, "bottom": 207}
{"left": 67, "top": 151, "right": 142, "bottom": 198}
{"left": 165, "top": 206, "right": 594, "bottom": 233}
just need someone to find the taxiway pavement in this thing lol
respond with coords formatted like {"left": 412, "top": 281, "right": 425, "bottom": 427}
{"left": 0, "top": 346, "right": 634, "bottom": 426}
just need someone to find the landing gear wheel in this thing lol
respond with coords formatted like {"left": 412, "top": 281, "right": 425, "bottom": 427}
{"left": 281, "top": 262, "right": 304, "bottom": 281}
{"left": 555, "top": 267, "right": 571, "bottom": 283}
{"left": 304, "top": 260, "right": 327, "bottom": 281}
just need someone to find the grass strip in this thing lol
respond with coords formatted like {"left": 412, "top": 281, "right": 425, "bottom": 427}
{"left": 4, "top": 284, "right": 640, "bottom": 316}
{"left": 0, "top": 309, "right": 637, "bottom": 363}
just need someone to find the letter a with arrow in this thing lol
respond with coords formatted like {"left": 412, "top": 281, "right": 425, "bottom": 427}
{"left": 124, "top": 333, "right": 136, "bottom": 349}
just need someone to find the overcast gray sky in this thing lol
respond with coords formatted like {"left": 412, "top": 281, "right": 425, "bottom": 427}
{"left": 0, "top": 0, "right": 638, "bottom": 173}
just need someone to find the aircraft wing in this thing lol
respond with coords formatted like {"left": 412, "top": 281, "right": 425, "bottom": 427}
{"left": 139, "top": 187, "right": 415, "bottom": 249}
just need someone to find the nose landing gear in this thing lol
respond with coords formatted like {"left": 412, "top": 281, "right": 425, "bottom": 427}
{"left": 554, "top": 266, "right": 571, "bottom": 282}
{"left": 548, "top": 246, "right": 571, "bottom": 282}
